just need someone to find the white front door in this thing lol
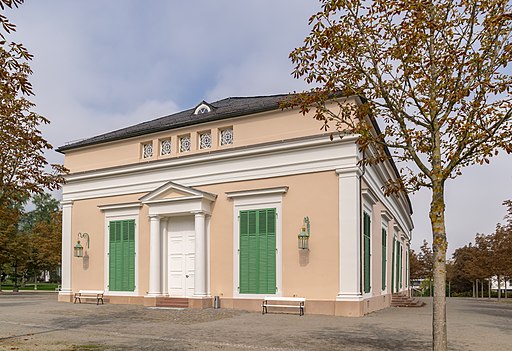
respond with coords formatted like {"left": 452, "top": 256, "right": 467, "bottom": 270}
{"left": 168, "top": 216, "right": 195, "bottom": 297}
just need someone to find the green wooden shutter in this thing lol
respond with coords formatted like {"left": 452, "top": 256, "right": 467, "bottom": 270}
{"left": 109, "top": 222, "right": 117, "bottom": 291}
{"left": 109, "top": 219, "right": 135, "bottom": 292}
{"left": 395, "top": 239, "right": 400, "bottom": 292}
{"left": 239, "top": 211, "right": 249, "bottom": 293}
{"left": 399, "top": 245, "right": 403, "bottom": 289}
{"left": 391, "top": 237, "right": 395, "bottom": 293}
{"left": 263, "top": 209, "right": 276, "bottom": 294}
{"left": 239, "top": 208, "right": 276, "bottom": 294}
{"left": 382, "top": 228, "right": 387, "bottom": 290}
{"left": 248, "top": 211, "right": 258, "bottom": 293}
{"left": 363, "top": 212, "right": 371, "bottom": 294}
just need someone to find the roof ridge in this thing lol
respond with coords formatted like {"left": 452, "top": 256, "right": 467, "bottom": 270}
{"left": 221, "top": 93, "right": 293, "bottom": 100}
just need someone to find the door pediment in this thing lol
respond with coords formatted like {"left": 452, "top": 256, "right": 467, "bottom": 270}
{"left": 140, "top": 181, "right": 216, "bottom": 216}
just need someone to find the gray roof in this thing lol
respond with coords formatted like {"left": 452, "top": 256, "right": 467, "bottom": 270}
{"left": 57, "top": 93, "right": 293, "bottom": 153}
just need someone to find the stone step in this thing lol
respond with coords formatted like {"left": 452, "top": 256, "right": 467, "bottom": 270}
{"left": 156, "top": 297, "right": 189, "bottom": 308}
{"left": 391, "top": 300, "right": 426, "bottom": 307}
{"left": 391, "top": 294, "right": 426, "bottom": 308}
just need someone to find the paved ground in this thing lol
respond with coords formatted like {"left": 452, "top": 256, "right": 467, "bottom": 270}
{"left": 0, "top": 293, "right": 511, "bottom": 350}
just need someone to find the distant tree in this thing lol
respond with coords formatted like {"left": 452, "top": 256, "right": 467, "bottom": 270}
{"left": 451, "top": 244, "right": 478, "bottom": 294}
{"left": 290, "top": 1, "right": 512, "bottom": 349}
{"left": 418, "top": 240, "right": 433, "bottom": 280}
{"left": 490, "top": 221, "right": 512, "bottom": 300}
{"left": 22, "top": 194, "right": 62, "bottom": 286}
{"left": 409, "top": 249, "right": 423, "bottom": 280}
{"left": 20, "top": 193, "right": 59, "bottom": 231}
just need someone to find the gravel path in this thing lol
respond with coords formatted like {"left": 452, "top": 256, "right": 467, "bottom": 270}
{"left": 0, "top": 293, "right": 511, "bottom": 350}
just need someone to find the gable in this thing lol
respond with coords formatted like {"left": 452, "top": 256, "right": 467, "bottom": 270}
{"left": 139, "top": 180, "right": 217, "bottom": 204}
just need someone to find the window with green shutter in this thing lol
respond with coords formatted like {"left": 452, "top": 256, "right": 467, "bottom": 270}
{"left": 109, "top": 219, "right": 135, "bottom": 292}
{"left": 392, "top": 236, "right": 396, "bottom": 293}
{"left": 239, "top": 208, "right": 276, "bottom": 294}
{"left": 381, "top": 227, "right": 387, "bottom": 290}
{"left": 363, "top": 212, "right": 371, "bottom": 294}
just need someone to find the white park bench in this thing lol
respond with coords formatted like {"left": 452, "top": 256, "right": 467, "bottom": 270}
{"left": 73, "top": 290, "right": 104, "bottom": 305}
{"left": 262, "top": 296, "right": 305, "bottom": 316}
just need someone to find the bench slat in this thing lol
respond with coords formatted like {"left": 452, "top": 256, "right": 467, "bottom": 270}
{"left": 74, "top": 290, "right": 105, "bottom": 305}
{"left": 262, "top": 304, "right": 302, "bottom": 308}
{"left": 262, "top": 297, "right": 305, "bottom": 316}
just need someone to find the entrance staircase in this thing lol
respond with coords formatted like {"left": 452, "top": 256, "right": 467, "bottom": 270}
{"left": 155, "top": 297, "right": 189, "bottom": 308}
{"left": 391, "top": 293, "right": 426, "bottom": 308}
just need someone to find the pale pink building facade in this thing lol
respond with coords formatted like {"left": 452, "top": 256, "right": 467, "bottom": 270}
{"left": 58, "top": 94, "right": 413, "bottom": 316}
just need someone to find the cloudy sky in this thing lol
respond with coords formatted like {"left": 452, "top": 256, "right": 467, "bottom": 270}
{"left": 7, "top": 1, "right": 511, "bottom": 255}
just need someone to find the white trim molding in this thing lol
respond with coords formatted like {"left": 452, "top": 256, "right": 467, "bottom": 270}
{"left": 59, "top": 200, "right": 73, "bottom": 296}
{"left": 61, "top": 135, "right": 358, "bottom": 202}
{"left": 102, "top": 208, "right": 140, "bottom": 296}
{"left": 226, "top": 186, "right": 288, "bottom": 199}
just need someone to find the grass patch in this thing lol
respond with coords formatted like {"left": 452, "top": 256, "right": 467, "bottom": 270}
{"left": 0, "top": 283, "right": 59, "bottom": 291}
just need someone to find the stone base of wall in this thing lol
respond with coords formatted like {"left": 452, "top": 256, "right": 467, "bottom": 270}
{"left": 58, "top": 292, "right": 73, "bottom": 303}
{"left": 58, "top": 293, "right": 395, "bottom": 317}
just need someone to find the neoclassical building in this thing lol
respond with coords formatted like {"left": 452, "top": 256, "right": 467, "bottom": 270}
{"left": 57, "top": 93, "right": 413, "bottom": 316}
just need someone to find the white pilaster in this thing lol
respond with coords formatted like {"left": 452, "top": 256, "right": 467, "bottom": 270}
{"left": 206, "top": 215, "right": 211, "bottom": 296}
{"left": 60, "top": 201, "right": 73, "bottom": 295}
{"left": 193, "top": 211, "right": 207, "bottom": 296}
{"left": 336, "top": 167, "right": 363, "bottom": 301}
{"left": 147, "top": 215, "right": 162, "bottom": 296}
{"left": 161, "top": 218, "right": 169, "bottom": 296}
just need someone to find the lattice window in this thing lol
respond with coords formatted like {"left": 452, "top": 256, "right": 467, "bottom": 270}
{"left": 199, "top": 131, "right": 212, "bottom": 149}
{"left": 160, "top": 139, "right": 171, "bottom": 155}
{"left": 179, "top": 135, "right": 191, "bottom": 152}
{"left": 220, "top": 127, "right": 233, "bottom": 146}
{"left": 142, "top": 142, "right": 153, "bottom": 158}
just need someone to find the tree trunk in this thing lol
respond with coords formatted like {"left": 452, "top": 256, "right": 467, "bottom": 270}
{"left": 34, "top": 273, "right": 38, "bottom": 290}
{"left": 481, "top": 280, "right": 483, "bottom": 299}
{"left": 429, "top": 180, "right": 447, "bottom": 351}
{"left": 498, "top": 276, "right": 501, "bottom": 301}
{"left": 472, "top": 280, "right": 475, "bottom": 298}
{"left": 488, "top": 279, "right": 491, "bottom": 299}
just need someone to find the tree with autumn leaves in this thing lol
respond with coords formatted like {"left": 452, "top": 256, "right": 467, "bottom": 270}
{"left": 290, "top": 1, "right": 511, "bottom": 350}
{"left": 0, "top": 193, "right": 62, "bottom": 289}
{"left": 410, "top": 240, "right": 434, "bottom": 295}
{"left": 451, "top": 201, "right": 512, "bottom": 299}
{"left": 0, "top": 0, "right": 65, "bottom": 284}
